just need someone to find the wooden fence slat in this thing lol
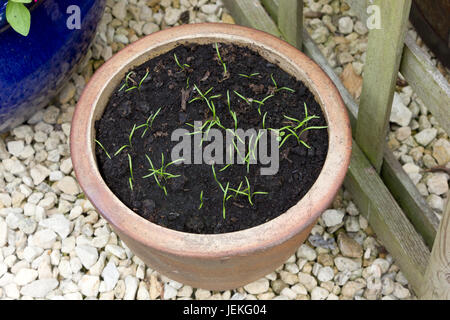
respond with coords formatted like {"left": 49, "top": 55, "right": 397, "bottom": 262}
{"left": 224, "top": 0, "right": 282, "bottom": 38}
{"left": 346, "top": 0, "right": 450, "bottom": 136}
{"left": 401, "top": 35, "right": 450, "bottom": 136}
{"left": 344, "top": 140, "right": 429, "bottom": 293}
{"left": 381, "top": 149, "right": 439, "bottom": 247}
{"left": 421, "top": 194, "right": 450, "bottom": 299}
{"left": 355, "top": 0, "right": 412, "bottom": 172}
{"left": 224, "top": 0, "right": 431, "bottom": 295}
{"left": 260, "top": 0, "right": 438, "bottom": 249}
{"left": 303, "top": 30, "right": 439, "bottom": 248}
{"left": 278, "top": 0, "right": 303, "bottom": 49}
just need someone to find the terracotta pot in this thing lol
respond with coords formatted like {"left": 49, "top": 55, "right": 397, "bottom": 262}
{"left": 70, "top": 23, "right": 352, "bottom": 290}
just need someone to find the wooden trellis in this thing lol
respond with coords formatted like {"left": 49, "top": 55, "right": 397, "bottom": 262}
{"left": 224, "top": 0, "right": 450, "bottom": 299}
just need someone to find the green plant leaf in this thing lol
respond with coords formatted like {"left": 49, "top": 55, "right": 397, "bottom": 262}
{"left": 10, "top": 0, "right": 32, "bottom": 3}
{"left": 6, "top": 1, "right": 31, "bottom": 36}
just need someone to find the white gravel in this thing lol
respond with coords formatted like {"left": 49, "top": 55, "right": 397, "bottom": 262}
{"left": 1, "top": 0, "right": 447, "bottom": 300}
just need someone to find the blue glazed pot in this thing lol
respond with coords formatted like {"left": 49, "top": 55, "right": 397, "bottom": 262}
{"left": 0, "top": 0, "right": 106, "bottom": 132}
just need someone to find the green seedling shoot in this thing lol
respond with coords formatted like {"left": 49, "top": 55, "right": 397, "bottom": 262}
{"left": 114, "top": 124, "right": 138, "bottom": 156}
{"left": 174, "top": 53, "right": 190, "bottom": 71}
{"left": 95, "top": 139, "right": 111, "bottom": 160}
{"left": 270, "top": 73, "right": 296, "bottom": 93}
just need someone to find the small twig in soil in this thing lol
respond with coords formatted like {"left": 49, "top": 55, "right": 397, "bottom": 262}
{"left": 424, "top": 166, "right": 450, "bottom": 175}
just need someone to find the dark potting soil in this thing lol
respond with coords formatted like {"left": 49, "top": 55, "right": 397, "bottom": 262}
{"left": 94, "top": 43, "right": 329, "bottom": 234}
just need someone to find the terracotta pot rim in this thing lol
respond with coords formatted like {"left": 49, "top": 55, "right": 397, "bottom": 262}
{"left": 70, "top": 23, "right": 352, "bottom": 259}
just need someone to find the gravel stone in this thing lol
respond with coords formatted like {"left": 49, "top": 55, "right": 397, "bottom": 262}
{"left": 164, "top": 8, "right": 182, "bottom": 25}
{"left": 20, "top": 279, "right": 58, "bottom": 298}
{"left": 322, "top": 209, "right": 345, "bottom": 227}
{"left": 338, "top": 17, "right": 354, "bottom": 34}
{"left": 7, "top": 141, "right": 24, "bottom": 157}
{"left": 298, "top": 273, "right": 317, "bottom": 292}
{"left": 432, "top": 139, "right": 450, "bottom": 165}
{"left": 414, "top": 128, "right": 437, "bottom": 146}
{"left": 39, "top": 214, "right": 72, "bottom": 239}
{"left": 78, "top": 275, "right": 100, "bottom": 297}
{"left": 30, "top": 229, "right": 57, "bottom": 249}
{"left": 243, "top": 278, "right": 269, "bottom": 295}
{"left": 0, "top": 0, "right": 420, "bottom": 301}
{"left": 124, "top": 275, "right": 139, "bottom": 300}
{"left": 75, "top": 245, "right": 99, "bottom": 269}
{"left": 296, "top": 244, "right": 317, "bottom": 261}
{"left": 311, "top": 287, "right": 329, "bottom": 300}
{"left": 334, "top": 257, "right": 361, "bottom": 272}
{"left": 56, "top": 176, "right": 80, "bottom": 196}
{"left": 426, "top": 173, "right": 449, "bottom": 195}
{"left": 390, "top": 93, "right": 412, "bottom": 127}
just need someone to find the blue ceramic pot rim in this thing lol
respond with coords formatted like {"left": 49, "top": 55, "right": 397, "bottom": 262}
{"left": 0, "top": 0, "right": 42, "bottom": 32}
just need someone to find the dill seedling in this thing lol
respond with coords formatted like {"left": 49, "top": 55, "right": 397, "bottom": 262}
{"left": 128, "top": 154, "right": 134, "bottom": 191}
{"left": 220, "top": 145, "right": 234, "bottom": 173}
{"left": 211, "top": 164, "right": 224, "bottom": 192}
{"left": 95, "top": 139, "right": 111, "bottom": 159}
{"left": 262, "top": 112, "right": 268, "bottom": 129}
{"left": 114, "top": 124, "right": 138, "bottom": 156}
{"left": 243, "top": 177, "right": 268, "bottom": 206}
{"left": 270, "top": 73, "right": 295, "bottom": 93}
{"left": 210, "top": 165, "right": 234, "bottom": 219}
{"left": 199, "top": 191, "right": 204, "bottom": 210}
{"left": 253, "top": 94, "right": 274, "bottom": 115}
{"left": 222, "top": 182, "right": 232, "bottom": 219}
{"left": 230, "top": 177, "right": 268, "bottom": 206}
{"left": 239, "top": 73, "right": 260, "bottom": 78}
{"left": 234, "top": 90, "right": 274, "bottom": 115}
{"left": 273, "top": 103, "right": 328, "bottom": 149}
{"left": 215, "top": 43, "right": 228, "bottom": 76}
{"left": 190, "top": 85, "right": 222, "bottom": 121}
{"left": 138, "top": 70, "right": 149, "bottom": 90}
{"left": 142, "top": 154, "right": 184, "bottom": 196}
{"left": 233, "top": 90, "right": 251, "bottom": 105}
{"left": 119, "top": 71, "right": 137, "bottom": 92}
{"left": 174, "top": 53, "right": 190, "bottom": 71}
{"left": 138, "top": 107, "right": 162, "bottom": 138}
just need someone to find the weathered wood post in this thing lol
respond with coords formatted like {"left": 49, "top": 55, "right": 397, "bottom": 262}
{"left": 278, "top": 0, "right": 303, "bottom": 50}
{"left": 421, "top": 194, "right": 450, "bottom": 299}
{"left": 355, "top": 0, "right": 412, "bottom": 172}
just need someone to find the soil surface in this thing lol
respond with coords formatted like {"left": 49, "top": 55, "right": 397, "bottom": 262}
{"left": 95, "top": 43, "right": 328, "bottom": 234}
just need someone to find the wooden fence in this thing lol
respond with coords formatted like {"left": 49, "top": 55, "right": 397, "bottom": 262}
{"left": 224, "top": 0, "right": 450, "bottom": 299}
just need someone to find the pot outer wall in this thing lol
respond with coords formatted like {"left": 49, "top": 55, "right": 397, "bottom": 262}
{"left": 0, "top": 0, "right": 106, "bottom": 133}
{"left": 115, "top": 219, "right": 317, "bottom": 291}
{"left": 71, "top": 23, "right": 352, "bottom": 291}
